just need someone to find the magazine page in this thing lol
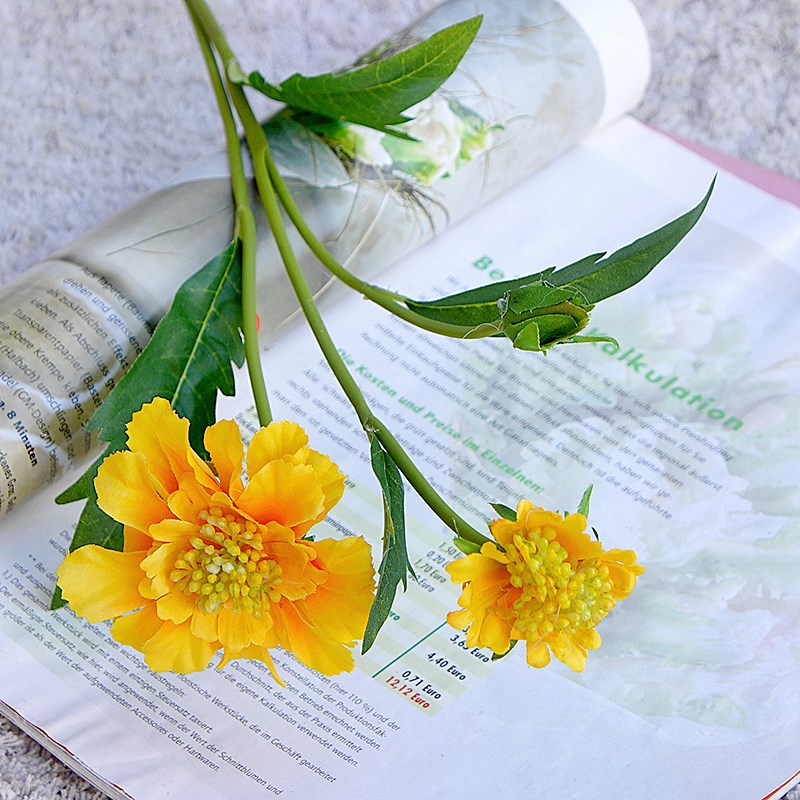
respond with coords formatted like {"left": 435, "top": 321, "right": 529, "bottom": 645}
{"left": 0, "top": 117, "right": 797, "bottom": 799}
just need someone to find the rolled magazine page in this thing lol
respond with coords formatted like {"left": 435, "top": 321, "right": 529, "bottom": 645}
{"left": 0, "top": 0, "right": 649, "bottom": 515}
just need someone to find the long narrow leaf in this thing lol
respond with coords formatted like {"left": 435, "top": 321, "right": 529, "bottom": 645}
{"left": 550, "top": 179, "right": 715, "bottom": 302}
{"left": 362, "top": 437, "right": 415, "bottom": 653}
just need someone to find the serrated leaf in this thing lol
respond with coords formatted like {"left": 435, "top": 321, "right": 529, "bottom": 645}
{"left": 550, "top": 179, "right": 715, "bottom": 302}
{"left": 243, "top": 16, "right": 482, "bottom": 135}
{"left": 362, "top": 437, "right": 415, "bottom": 653}
{"left": 577, "top": 484, "right": 594, "bottom": 518}
{"left": 53, "top": 242, "right": 244, "bottom": 604}
{"left": 89, "top": 240, "right": 244, "bottom": 453}
{"left": 490, "top": 502, "right": 517, "bottom": 522}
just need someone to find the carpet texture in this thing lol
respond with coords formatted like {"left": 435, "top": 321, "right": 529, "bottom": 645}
{"left": 1, "top": 0, "right": 798, "bottom": 797}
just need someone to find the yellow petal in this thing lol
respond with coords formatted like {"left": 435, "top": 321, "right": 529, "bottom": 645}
{"left": 140, "top": 541, "right": 186, "bottom": 597}
{"left": 190, "top": 608, "right": 218, "bottom": 642}
{"left": 247, "top": 420, "right": 308, "bottom": 477}
{"left": 95, "top": 451, "right": 171, "bottom": 532}
{"left": 525, "top": 639, "right": 551, "bottom": 669}
{"left": 204, "top": 419, "right": 245, "bottom": 498}
{"left": 216, "top": 607, "right": 273, "bottom": 653}
{"left": 141, "top": 619, "right": 218, "bottom": 673}
{"left": 272, "top": 600, "right": 355, "bottom": 676}
{"left": 57, "top": 546, "right": 145, "bottom": 623}
{"left": 167, "top": 474, "right": 213, "bottom": 522}
{"left": 238, "top": 461, "right": 325, "bottom": 529}
{"left": 111, "top": 604, "right": 163, "bottom": 650}
{"left": 549, "top": 630, "right": 588, "bottom": 672}
{"left": 156, "top": 591, "right": 194, "bottom": 624}
{"left": 218, "top": 644, "right": 283, "bottom": 686}
{"left": 149, "top": 518, "right": 197, "bottom": 543}
{"left": 572, "top": 627, "right": 601, "bottom": 651}
{"left": 125, "top": 398, "right": 219, "bottom": 495}
{"left": 291, "top": 448, "right": 344, "bottom": 536}
{"left": 262, "top": 530, "right": 321, "bottom": 600}
{"left": 295, "top": 537, "right": 375, "bottom": 642}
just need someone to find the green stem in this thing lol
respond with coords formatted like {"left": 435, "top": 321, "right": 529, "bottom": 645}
{"left": 187, "top": 3, "right": 271, "bottom": 425}
{"left": 188, "top": 0, "right": 489, "bottom": 547}
{"left": 265, "top": 149, "right": 494, "bottom": 340}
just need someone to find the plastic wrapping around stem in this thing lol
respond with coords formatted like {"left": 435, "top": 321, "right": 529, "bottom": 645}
{"left": 0, "top": 0, "right": 649, "bottom": 516}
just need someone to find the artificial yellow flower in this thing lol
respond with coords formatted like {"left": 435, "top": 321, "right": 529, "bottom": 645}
{"left": 57, "top": 398, "right": 375, "bottom": 677}
{"left": 446, "top": 499, "right": 644, "bottom": 672}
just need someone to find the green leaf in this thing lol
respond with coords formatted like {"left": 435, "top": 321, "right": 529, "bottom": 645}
{"left": 242, "top": 16, "right": 482, "bottom": 135}
{"left": 263, "top": 115, "right": 350, "bottom": 187}
{"left": 404, "top": 182, "right": 713, "bottom": 348}
{"left": 53, "top": 242, "right": 244, "bottom": 605}
{"left": 549, "top": 179, "right": 715, "bottom": 302}
{"left": 362, "top": 437, "right": 416, "bottom": 653}
{"left": 490, "top": 502, "right": 517, "bottom": 522}
{"left": 577, "top": 484, "right": 593, "bottom": 518}
{"left": 453, "top": 536, "right": 481, "bottom": 556}
{"left": 88, "top": 240, "right": 244, "bottom": 454}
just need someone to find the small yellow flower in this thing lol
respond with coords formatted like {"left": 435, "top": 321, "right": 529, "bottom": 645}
{"left": 446, "top": 500, "right": 644, "bottom": 672}
{"left": 57, "top": 398, "right": 375, "bottom": 677}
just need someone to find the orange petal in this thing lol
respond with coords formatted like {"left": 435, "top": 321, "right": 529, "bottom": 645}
{"left": 95, "top": 451, "right": 171, "bottom": 532}
{"left": 57, "top": 546, "right": 146, "bottom": 623}
{"left": 238, "top": 461, "right": 325, "bottom": 529}
{"left": 247, "top": 420, "right": 308, "bottom": 477}
{"left": 204, "top": 419, "right": 245, "bottom": 498}
{"left": 467, "top": 608, "right": 512, "bottom": 653}
{"left": 554, "top": 514, "right": 602, "bottom": 561}
{"left": 123, "top": 525, "right": 152, "bottom": 552}
{"left": 262, "top": 531, "right": 321, "bottom": 600}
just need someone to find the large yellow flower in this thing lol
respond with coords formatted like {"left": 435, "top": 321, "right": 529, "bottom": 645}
{"left": 446, "top": 500, "right": 644, "bottom": 672}
{"left": 57, "top": 398, "right": 375, "bottom": 677}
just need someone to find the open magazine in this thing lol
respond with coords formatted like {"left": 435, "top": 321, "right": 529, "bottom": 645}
{"left": 1, "top": 1, "right": 799, "bottom": 798}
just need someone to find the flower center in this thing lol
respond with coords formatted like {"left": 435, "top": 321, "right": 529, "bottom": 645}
{"left": 170, "top": 507, "right": 282, "bottom": 616}
{"left": 506, "top": 528, "right": 616, "bottom": 639}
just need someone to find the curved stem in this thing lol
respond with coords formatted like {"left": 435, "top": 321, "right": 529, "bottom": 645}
{"left": 266, "top": 157, "right": 495, "bottom": 340}
{"left": 187, "top": 3, "right": 272, "bottom": 425}
{"left": 187, "top": 0, "right": 489, "bottom": 547}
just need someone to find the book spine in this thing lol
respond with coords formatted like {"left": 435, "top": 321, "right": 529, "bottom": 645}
{"left": 0, "top": 0, "right": 648, "bottom": 515}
